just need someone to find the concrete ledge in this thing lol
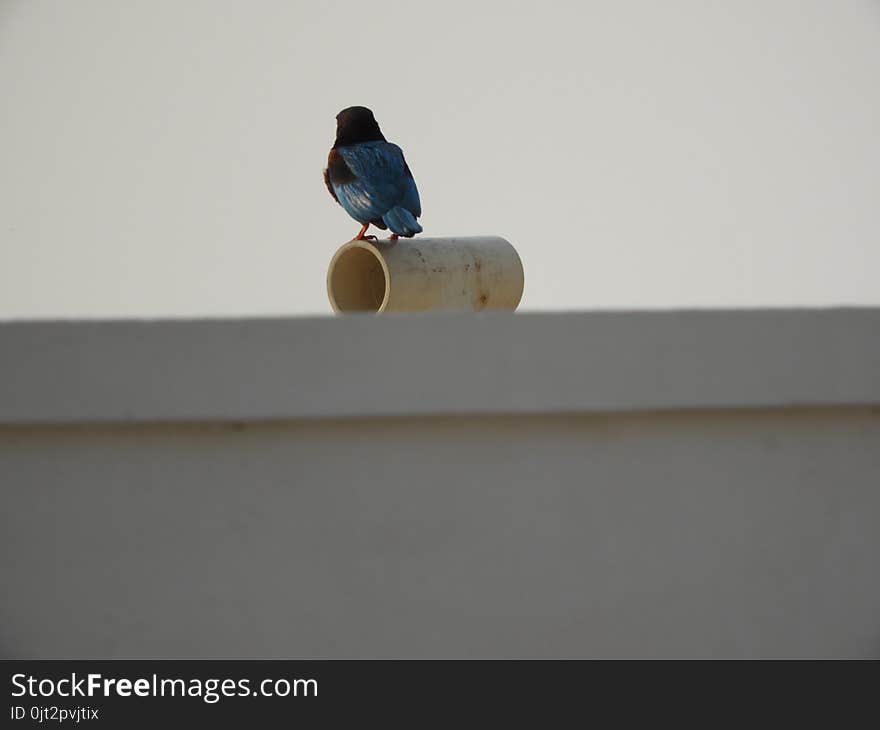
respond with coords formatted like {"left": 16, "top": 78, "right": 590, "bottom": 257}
{"left": 1, "top": 308, "right": 878, "bottom": 424}
{"left": 2, "top": 309, "right": 879, "bottom": 658}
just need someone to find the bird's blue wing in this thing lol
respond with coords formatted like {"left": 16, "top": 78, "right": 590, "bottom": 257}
{"left": 332, "top": 142, "right": 418, "bottom": 224}
{"left": 400, "top": 161, "right": 421, "bottom": 218}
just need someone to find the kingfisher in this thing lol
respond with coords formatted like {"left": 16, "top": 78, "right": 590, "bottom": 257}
{"left": 324, "top": 106, "right": 422, "bottom": 241}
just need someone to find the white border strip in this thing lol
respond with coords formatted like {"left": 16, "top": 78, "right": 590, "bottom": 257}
{"left": 1, "top": 309, "right": 878, "bottom": 424}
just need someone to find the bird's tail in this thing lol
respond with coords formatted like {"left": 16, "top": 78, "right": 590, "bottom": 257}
{"left": 382, "top": 207, "right": 422, "bottom": 238}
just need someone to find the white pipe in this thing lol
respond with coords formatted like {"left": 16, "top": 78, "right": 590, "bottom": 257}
{"left": 326, "top": 236, "right": 524, "bottom": 313}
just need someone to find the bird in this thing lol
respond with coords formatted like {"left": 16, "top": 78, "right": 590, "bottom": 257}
{"left": 324, "top": 106, "right": 422, "bottom": 241}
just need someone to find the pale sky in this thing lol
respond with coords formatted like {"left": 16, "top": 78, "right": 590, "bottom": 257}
{"left": 1, "top": 0, "right": 878, "bottom": 318}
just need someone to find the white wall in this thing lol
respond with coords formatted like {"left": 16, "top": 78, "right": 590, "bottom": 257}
{"left": 2, "top": 408, "right": 879, "bottom": 659}
{"left": 1, "top": 310, "right": 878, "bottom": 658}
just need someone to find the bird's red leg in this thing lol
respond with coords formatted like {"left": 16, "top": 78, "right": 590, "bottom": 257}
{"left": 388, "top": 234, "right": 399, "bottom": 241}
{"left": 354, "top": 223, "right": 376, "bottom": 241}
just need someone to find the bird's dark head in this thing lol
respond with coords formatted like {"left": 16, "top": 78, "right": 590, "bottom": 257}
{"left": 334, "top": 106, "right": 386, "bottom": 147}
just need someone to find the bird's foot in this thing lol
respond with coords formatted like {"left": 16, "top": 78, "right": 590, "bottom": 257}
{"left": 354, "top": 224, "right": 377, "bottom": 241}
{"left": 388, "top": 234, "right": 399, "bottom": 242}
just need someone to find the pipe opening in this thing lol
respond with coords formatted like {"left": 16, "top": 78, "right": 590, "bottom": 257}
{"left": 327, "top": 243, "right": 389, "bottom": 313}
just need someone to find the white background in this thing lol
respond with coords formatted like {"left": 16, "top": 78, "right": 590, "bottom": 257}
{"left": 1, "top": 0, "right": 878, "bottom": 318}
